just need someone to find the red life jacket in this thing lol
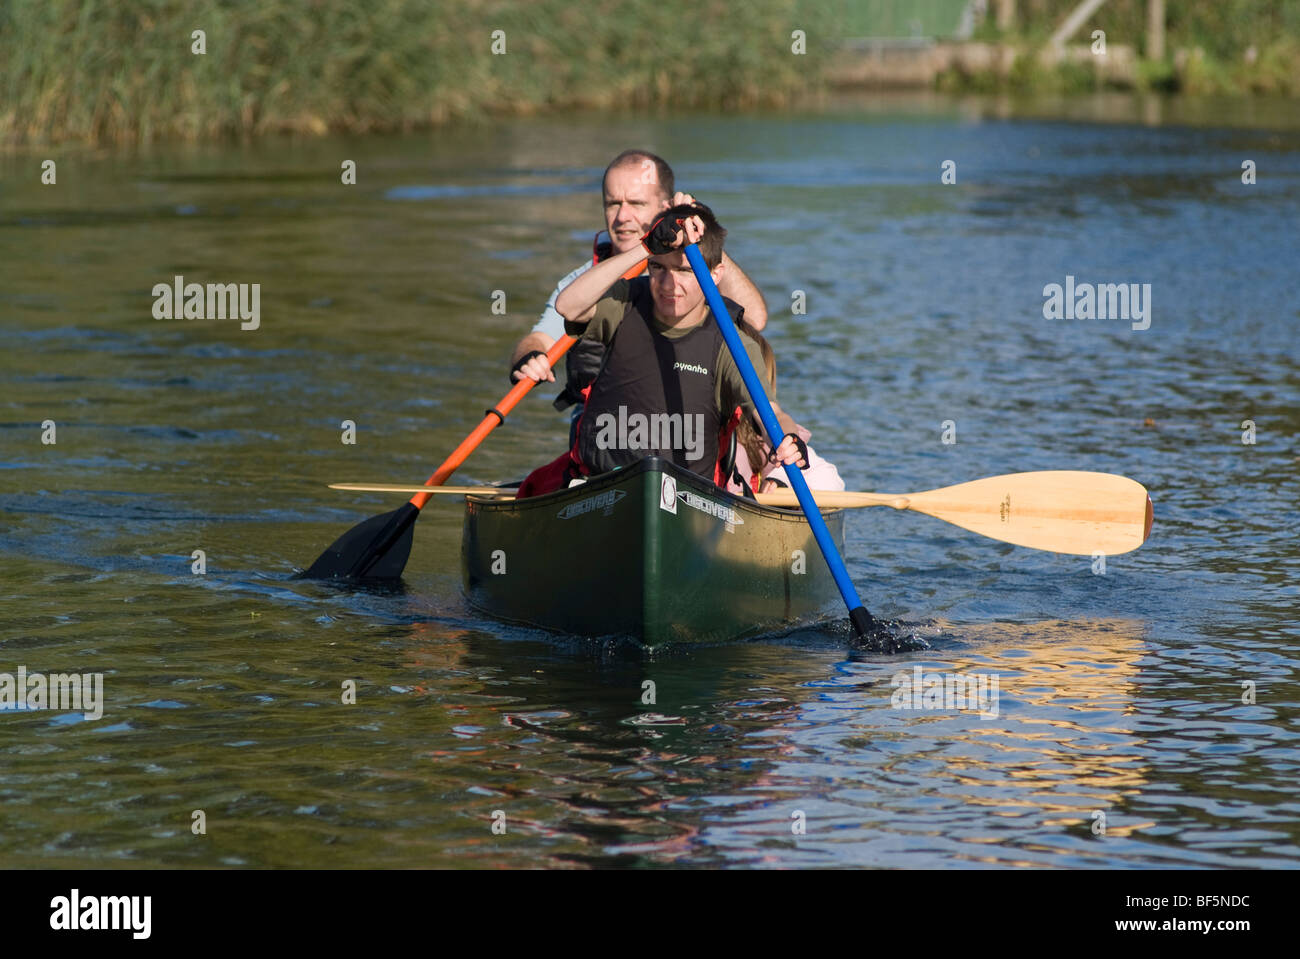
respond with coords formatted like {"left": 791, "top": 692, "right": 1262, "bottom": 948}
{"left": 714, "top": 405, "right": 743, "bottom": 488}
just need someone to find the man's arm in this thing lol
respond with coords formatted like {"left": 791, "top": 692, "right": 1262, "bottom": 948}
{"left": 717, "top": 253, "right": 768, "bottom": 330}
{"left": 509, "top": 330, "right": 557, "bottom": 383}
{"left": 510, "top": 261, "right": 597, "bottom": 383}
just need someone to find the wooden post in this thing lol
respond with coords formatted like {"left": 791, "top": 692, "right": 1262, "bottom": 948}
{"left": 996, "top": 0, "right": 1016, "bottom": 31}
{"left": 1147, "top": 0, "right": 1166, "bottom": 60}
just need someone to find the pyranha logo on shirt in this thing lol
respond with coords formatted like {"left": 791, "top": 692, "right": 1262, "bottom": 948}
{"left": 673, "top": 362, "right": 708, "bottom": 375}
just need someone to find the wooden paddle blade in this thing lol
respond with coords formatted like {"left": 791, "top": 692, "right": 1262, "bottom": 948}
{"left": 756, "top": 471, "right": 1153, "bottom": 555}
{"left": 903, "top": 470, "right": 1153, "bottom": 556}
{"left": 299, "top": 503, "right": 418, "bottom": 580}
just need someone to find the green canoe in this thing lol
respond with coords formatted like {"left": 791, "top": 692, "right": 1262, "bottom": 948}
{"left": 461, "top": 456, "right": 845, "bottom": 648}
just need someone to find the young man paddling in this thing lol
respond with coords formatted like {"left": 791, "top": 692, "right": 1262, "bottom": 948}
{"left": 516, "top": 204, "right": 806, "bottom": 495}
{"left": 509, "top": 151, "right": 768, "bottom": 433}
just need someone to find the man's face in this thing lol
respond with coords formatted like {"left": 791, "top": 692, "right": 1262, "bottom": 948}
{"left": 603, "top": 161, "right": 670, "bottom": 253}
{"left": 647, "top": 252, "right": 722, "bottom": 322}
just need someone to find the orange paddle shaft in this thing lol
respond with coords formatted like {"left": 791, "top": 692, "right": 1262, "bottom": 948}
{"left": 408, "top": 258, "right": 646, "bottom": 510}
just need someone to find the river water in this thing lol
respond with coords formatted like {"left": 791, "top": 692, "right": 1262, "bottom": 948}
{"left": 2, "top": 94, "right": 1297, "bottom": 868}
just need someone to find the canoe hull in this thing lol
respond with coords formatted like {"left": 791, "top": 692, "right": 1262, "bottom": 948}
{"left": 461, "top": 457, "right": 844, "bottom": 647}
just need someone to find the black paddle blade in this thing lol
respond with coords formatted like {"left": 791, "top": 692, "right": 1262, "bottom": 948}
{"left": 299, "top": 503, "right": 418, "bottom": 581}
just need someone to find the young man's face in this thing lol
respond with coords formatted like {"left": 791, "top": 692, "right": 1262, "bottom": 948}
{"left": 603, "top": 161, "right": 670, "bottom": 253}
{"left": 647, "top": 252, "right": 723, "bottom": 322}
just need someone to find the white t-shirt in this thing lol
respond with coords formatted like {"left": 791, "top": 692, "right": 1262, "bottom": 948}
{"left": 531, "top": 259, "right": 593, "bottom": 341}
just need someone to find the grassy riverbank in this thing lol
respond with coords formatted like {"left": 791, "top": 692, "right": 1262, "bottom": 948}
{"left": 1, "top": 0, "right": 836, "bottom": 146}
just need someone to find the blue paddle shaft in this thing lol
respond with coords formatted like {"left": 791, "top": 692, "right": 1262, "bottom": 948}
{"left": 683, "top": 243, "right": 871, "bottom": 635}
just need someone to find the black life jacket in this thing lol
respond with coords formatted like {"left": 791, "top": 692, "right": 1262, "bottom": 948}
{"left": 553, "top": 239, "right": 618, "bottom": 410}
{"left": 573, "top": 278, "right": 744, "bottom": 480}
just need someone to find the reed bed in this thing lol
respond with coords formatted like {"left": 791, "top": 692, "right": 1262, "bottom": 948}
{"left": 1, "top": 0, "right": 836, "bottom": 145}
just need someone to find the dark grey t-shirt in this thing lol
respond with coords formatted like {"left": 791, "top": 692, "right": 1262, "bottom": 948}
{"left": 566, "top": 277, "right": 772, "bottom": 420}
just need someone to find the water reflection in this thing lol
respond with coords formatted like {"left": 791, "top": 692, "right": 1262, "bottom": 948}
{"left": 381, "top": 612, "right": 1297, "bottom": 867}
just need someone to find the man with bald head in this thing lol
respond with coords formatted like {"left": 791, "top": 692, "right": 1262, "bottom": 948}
{"left": 509, "top": 150, "right": 768, "bottom": 436}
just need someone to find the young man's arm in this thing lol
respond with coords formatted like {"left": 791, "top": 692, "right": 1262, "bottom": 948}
{"left": 720, "top": 346, "right": 805, "bottom": 469}
{"left": 667, "top": 191, "right": 767, "bottom": 330}
{"left": 770, "top": 401, "right": 799, "bottom": 438}
{"left": 717, "top": 253, "right": 768, "bottom": 331}
{"left": 769, "top": 405, "right": 806, "bottom": 469}
{"left": 556, "top": 246, "right": 647, "bottom": 326}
